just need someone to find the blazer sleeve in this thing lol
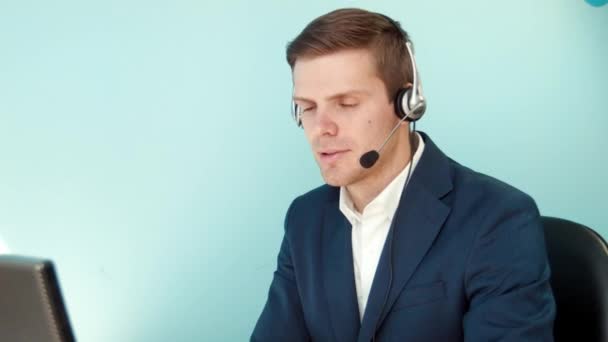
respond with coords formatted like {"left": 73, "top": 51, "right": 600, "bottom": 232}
{"left": 463, "top": 191, "right": 556, "bottom": 341}
{"left": 251, "top": 200, "right": 311, "bottom": 342}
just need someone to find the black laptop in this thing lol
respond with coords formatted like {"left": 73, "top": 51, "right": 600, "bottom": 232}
{"left": 0, "top": 255, "right": 76, "bottom": 342}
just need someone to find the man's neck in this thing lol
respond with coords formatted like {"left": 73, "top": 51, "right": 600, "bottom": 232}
{"left": 346, "top": 131, "right": 417, "bottom": 213}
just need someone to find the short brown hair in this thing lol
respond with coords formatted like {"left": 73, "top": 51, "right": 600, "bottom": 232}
{"left": 286, "top": 8, "right": 413, "bottom": 101}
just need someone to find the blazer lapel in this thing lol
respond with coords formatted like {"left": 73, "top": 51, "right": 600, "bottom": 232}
{"left": 357, "top": 132, "right": 453, "bottom": 342}
{"left": 322, "top": 200, "right": 361, "bottom": 342}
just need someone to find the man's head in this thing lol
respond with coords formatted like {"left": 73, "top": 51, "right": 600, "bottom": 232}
{"left": 287, "top": 8, "right": 415, "bottom": 187}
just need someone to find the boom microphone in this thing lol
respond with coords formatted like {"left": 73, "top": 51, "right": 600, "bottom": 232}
{"left": 359, "top": 114, "right": 411, "bottom": 168}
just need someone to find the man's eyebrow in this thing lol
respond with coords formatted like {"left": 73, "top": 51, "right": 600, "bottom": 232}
{"left": 292, "top": 96, "right": 315, "bottom": 103}
{"left": 292, "top": 90, "right": 370, "bottom": 103}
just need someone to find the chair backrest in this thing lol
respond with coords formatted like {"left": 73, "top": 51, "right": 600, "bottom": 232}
{"left": 541, "top": 216, "right": 608, "bottom": 342}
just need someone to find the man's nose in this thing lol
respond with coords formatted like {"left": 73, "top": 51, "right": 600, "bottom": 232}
{"left": 314, "top": 108, "right": 338, "bottom": 136}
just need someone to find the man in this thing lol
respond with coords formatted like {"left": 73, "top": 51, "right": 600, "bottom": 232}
{"left": 252, "top": 8, "right": 555, "bottom": 342}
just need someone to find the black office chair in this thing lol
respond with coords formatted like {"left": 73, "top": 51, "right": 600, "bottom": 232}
{"left": 541, "top": 216, "right": 608, "bottom": 342}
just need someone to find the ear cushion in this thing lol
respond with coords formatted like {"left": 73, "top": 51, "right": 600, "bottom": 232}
{"left": 292, "top": 102, "right": 302, "bottom": 127}
{"left": 394, "top": 87, "right": 412, "bottom": 120}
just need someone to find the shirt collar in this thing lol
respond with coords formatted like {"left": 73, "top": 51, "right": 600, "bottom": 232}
{"left": 339, "top": 131, "right": 426, "bottom": 224}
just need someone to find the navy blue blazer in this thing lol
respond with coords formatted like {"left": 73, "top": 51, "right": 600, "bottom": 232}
{"left": 252, "top": 132, "right": 555, "bottom": 341}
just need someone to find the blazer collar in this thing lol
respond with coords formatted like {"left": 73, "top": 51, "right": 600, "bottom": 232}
{"left": 357, "top": 131, "right": 453, "bottom": 341}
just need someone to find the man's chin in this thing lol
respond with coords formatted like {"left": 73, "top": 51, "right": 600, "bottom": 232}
{"left": 320, "top": 170, "right": 351, "bottom": 187}
{"left": 324, "top": 178, "right": 344, "bottom": 187}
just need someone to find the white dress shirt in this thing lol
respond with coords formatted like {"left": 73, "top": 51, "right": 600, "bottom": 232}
{"left": 339, "top": 132, "right": 425, "bottom": 321}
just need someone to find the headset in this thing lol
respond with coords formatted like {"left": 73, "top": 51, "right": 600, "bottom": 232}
{"left": 290, "top": 14, "right": 426, "bottom": 128}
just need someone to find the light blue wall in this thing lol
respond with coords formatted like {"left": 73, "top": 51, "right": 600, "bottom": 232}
{"left": 0, "top": 0, "right": 606, "bottom": 340}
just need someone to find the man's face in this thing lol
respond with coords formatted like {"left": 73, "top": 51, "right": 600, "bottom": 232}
{"left": 292, "top": 49, "right": 399, "bottom": 187}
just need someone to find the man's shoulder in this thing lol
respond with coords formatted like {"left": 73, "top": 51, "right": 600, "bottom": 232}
{"left": 447, "top": 157, "right": 537, "bottom": 212}
{"left": 420, "top": 132, "right": 535, "bottom": 207}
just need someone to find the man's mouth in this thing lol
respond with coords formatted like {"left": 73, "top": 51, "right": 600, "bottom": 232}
{"left": 318, "top": 150, "right": 349, "bottom": 163}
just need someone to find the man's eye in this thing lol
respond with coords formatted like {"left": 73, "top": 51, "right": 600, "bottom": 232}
{"left": 340, "top": 103, "right": 358, "bottom": 108}
{"left": 302, "top": 107, "right": 314, "bottom": 113}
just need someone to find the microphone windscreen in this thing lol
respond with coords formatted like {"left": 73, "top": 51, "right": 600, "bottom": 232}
{"left": 360, "top": 150, "right": 380, "bottom": 169}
